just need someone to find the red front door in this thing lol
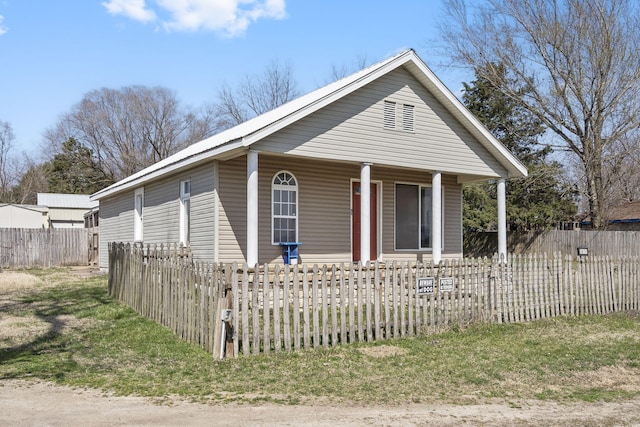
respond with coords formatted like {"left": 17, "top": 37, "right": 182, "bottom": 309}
{"left": 352, "top": 181, "right": 377, "bottom": 262}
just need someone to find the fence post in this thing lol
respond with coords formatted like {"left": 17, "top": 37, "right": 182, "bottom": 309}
{"left": 213, "top": 265, "right": 234, "bottom": 360}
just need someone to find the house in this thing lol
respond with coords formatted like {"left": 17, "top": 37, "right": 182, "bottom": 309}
{"left": 84, "top": 206, "right": 99, "bottom": 228}
{"left": 36, "top": 193, "right": 98, "bottom": 228}
{"left": 92, "top": 49, "right": 527, "bottom": 271}
{"left": 0, "top": 204, "right": 50, "bottom": 228}
{"left": 581, "top": 201, "right": 640, "bottom": 231}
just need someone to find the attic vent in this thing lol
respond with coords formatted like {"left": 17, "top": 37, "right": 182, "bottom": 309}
{"left": 402, "top": 104, "right": 415, "bottom": 132}
{"left": 383, "top": 101, "right": 396, "bottom": 129}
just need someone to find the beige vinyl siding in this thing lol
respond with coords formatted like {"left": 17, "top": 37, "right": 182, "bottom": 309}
{"left": 253, "top": 67, "right": 507, "bottom": 179}
{"left": 258, "top": 155, "right": 356, "bottom": 265}
{"left": 188, "top": 163, "right": 217, "bottom": 262}
{"left": 444, "top": 177, "right": 463, "bottom": 256}
{"left": 376, "top": 168, "right": 463, "bottom": 262}
{"left": 141, "top": 162, "right": 217, "bottom": 263}
{"left": 218, "top": 157, "right": 247, "bottom": 263}
{"left": 217, "top": 155, "right": 356, "bottom": 265}
{"left": 98, "top": 190, "right": 135, "bottom": 269}
{"left": 216, "top": 153, "right": 462, "bottom": 265}
{"left": 143, "top": 176, "right": 180, "bottom": 244}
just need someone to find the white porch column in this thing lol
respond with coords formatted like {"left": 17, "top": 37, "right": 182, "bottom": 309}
{"left": 497, "top": 178, "right": 507, "bottom": 262}
{"left": 247, "top": 150, "right": 259, "bottom": 266}
{"left": 360, "top": 163, "right": 372, "bottom": 263}
{"left": 432, "top": 171, "right": 442, "bottom": 265}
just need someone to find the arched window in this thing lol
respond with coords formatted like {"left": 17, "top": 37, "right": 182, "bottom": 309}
{"left": 272, "top": 171, "right": 298, "bottom": 244}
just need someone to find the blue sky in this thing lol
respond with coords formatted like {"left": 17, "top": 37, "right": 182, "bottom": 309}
{"left": 0, "top": 0, "right": 470, "bottom": 158}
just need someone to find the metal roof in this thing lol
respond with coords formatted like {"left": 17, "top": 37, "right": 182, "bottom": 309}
{"left": 37, "top": 193, "right": 98, "bottom": 209}
{"left": 92, "top": 49, "right": 527, "bottom": 201}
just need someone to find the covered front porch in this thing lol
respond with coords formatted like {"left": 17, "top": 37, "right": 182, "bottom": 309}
{"left": 240, "top": 151, "right": 508, "bottom": 266}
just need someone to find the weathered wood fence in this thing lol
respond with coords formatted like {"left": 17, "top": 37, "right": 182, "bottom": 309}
{"left": 108, "top": 242, "right": 640, "bottom": 359}
{"left": 0, "top": 227, "right": 96, "bottom": 268}
{"left": 465, "top": 229, "right": 640, "bottom": 258}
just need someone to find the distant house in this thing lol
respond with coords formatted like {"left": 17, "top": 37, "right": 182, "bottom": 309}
{"left": 84, "top": 206, "right": 99, "bottom": 228}
{"left": 92, "top": 49, "right": 527, "bottom": 271}
{"left": 36, "top": 193, "right": 98, "bottom": 228}
{"left": 582, "top": 201, "right": 640, "bottom": 231}
{"left": 0, "top": 204, "right": 50, "bottom": 228}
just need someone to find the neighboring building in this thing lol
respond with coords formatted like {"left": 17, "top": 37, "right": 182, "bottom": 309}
{"left": 84, "top": 206, "right": 99, "bottom": 228}
{"left": 0, "top": 204, "right": 50, "bottom": 228}
{"left": 582, "top": 201, "right": 640, "bottom": 231}
{"left": 92, "top": 49, "right": 527, "bottom": 270}
{"left": 37, "top": 193, "right": 98, "bottom": 228}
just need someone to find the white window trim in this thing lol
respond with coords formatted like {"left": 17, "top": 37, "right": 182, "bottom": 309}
{"left": 271, "top": 170, "right": 299, "bottom": 245}
{"left": 179, "top": 179, "right": 191, "bottom": 246}
{"left": 134, "top": 187, "right": 144, "bottom": 242}
{"left": 393, "top": 182, "right": 444, "bottom": 251}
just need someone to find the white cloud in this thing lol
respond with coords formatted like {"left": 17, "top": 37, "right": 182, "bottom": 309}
{"left": 102, "top": 0, "right": 157, "bottom": 23}
{"left": 103, "top": 0, "right": 287, "bottom": 37}
{"left": 0, "top": 15, "right": 7, "bottom": 35}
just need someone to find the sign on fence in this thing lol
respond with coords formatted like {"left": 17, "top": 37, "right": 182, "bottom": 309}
{"left": 417, "top": 277, "right": 435, "bottom": 295}
{"left": 439, "top": 277, "right": 455, "bottom": 292}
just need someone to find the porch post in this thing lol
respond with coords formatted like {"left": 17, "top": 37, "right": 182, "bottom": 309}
{"left": 360, "top": 163, "right": 372, "bottom": 263}
{"left": 432, "top": 171, "right": 442, "bottom": 265}
{"left": 497, "top": 178, "right": 507, "bottom": 262}
{"left": 247, "top": 150, "right": 259, "bottom": 266}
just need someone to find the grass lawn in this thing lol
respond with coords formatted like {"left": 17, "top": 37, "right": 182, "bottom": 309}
{"left": 1, "top": 268, "right": 640, "bottom": 405}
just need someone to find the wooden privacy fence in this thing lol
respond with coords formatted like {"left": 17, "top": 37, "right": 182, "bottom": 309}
{"left": 0, "top": 227, "right": 95, "bottom": 268}
{"left": 465, "top": 229, "right": 640, "bottom": 258}
{"left": 108, "top": 243, "right": 640, "bottom": 359}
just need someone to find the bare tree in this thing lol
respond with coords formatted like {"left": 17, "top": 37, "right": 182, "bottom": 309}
{"left": 215, "top": 59, "right": 300, "bottom": 129}
{"left": 0, "top": 120, "right": 16, "bottom": 202}
{"left": 603, "top": 134, "right": 640, "bottom": 206}
{"left": 12, "top": 155, "right": 49, "bottom": 204}
{"left": 439, "top": 0, "right": 640, "bottom": 229}
{"left": 45, "top": 86, "right": 219, "bottom": 182}
{"left": 329, "top": 54, "right": 371, "bottom": 81}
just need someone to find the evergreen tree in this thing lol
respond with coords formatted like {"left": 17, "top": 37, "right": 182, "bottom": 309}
{"left": 462, "top": 64, "right": 576, "bottom": 231}
{"left": 46, "top": 137, "right": 113, "bottom": 194}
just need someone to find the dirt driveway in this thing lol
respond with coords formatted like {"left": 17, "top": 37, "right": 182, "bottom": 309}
{"left": 2, "top": 380, "right": 640, "bottom": 426}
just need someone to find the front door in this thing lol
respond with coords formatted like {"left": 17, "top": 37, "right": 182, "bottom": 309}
{"left": 352, "top": 181, "right": 378, "bottom": 262}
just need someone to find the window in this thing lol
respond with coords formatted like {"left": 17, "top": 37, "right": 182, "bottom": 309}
{"left": 383, "top": 100, "right": 396, "bottom": 129}
{"left": 134, "top": 187, "right": 144, "bottom": 242}
{"left": 180, "top": 180, "right": 191, "bottom": 245}
{"left": 395, "top": 184, "right": 442, "bottom": 250}
{"left": 272, "top": 171, "right": 298, "bottom": 244}
{"left": 402, "top": 104, "right": 415, "bottom": 132}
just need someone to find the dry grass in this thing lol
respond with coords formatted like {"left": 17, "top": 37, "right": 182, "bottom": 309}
{"left": 0, "top": 272, "right": 44, "bottom": 294}
{"left": 0, "top": 269, "right": 99, "bottom": 354}
{"left": 358, "top": 344, "right": 408, "bottom": 358}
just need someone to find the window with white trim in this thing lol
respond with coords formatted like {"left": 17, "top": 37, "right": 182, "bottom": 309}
{"left": 134, "top": 187, "right": 144, "bottom": 242}
{"left": 272, "top": 171, "right": 298, "bottom": 244}
{"left": 179, "top": 180, "right": 191, "bottom": 245}
{"left": 395, "top": 184, "right": 443, "bottom": 250}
